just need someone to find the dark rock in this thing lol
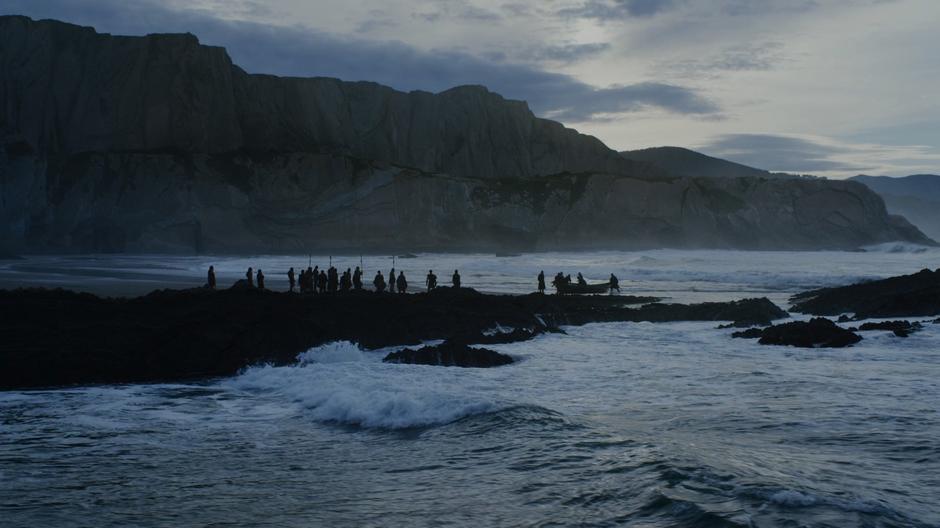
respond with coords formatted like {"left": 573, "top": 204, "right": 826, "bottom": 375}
{"left": 627, "top": 298, "right": 788, "bottom": 327}
{"left": 228, "top": 279, "right": 257, "bottom": 291}
{"left": 383, "top": 342, "right": 513, "bottom": 368}
{"left": 791, "top": 269, "right": 940, "bottom": 318}
{"left": 757, "top": 318, "right": 862, "bottom": 348}
{"left": 0, "top": 286, "right": 788, "bottom": 389}
{"left": 837, "top": 314, "right": 853, "bottom": 323}
{"left": 857, "top": 320, "right": 923, "bottom": 337}
{"left": 449, "top": 327, "right": 545, "bottom": 345}
{"left": 731, "top": 328, "right": 764, "bottom": 339}
{"left": 718, "top": 320, "right": 763, "bottom": 329}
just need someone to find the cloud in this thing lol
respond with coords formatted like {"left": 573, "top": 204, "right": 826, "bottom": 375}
{"left": 699, "top": 133, "right": 940, "bottom": 177}
{"left": 558, "top": 0, "right": 684, "bottom": 20}
{"left": 658, "top": 41, "right": 787, "bottom": 79}
{"left": 557, "top": 0, "right": 822, "bottom": 22}
{"left": 1, "top": 0, "right": 719, "bottom": 123}
{"left": 700, "top": 134, "right": 857, "bottom": 172}
{"left": 414, "top": 3, "right": 502, "bottom": 23}
{"left": 518, "top": 42, "right": 611, "bottom": 63}
{"left": 547, "top": 82, "right": 720, "bottom": 122}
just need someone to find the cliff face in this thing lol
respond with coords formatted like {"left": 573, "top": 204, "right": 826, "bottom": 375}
{"left": 0, "top": 16, "right": 932, "bottom": 253}
{"left": 0, "top": 16, "right": 639, "bottom": 180}
{"left": 851, "top": 175, "right": 940, "bottom": 242}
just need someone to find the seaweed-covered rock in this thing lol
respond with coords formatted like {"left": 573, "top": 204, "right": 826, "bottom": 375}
{"left": 757, "top": 318, "right": 862, "bottom": 348}
{"left": 857, "top": 320, "right": 923, "bottom": 337}
{"left": 383, "top": 342, "right": 513, "bottom": 368}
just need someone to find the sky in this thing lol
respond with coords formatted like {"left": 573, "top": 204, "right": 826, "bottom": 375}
{"left": 4, "top": 0, "right": 939, "bottom": 178}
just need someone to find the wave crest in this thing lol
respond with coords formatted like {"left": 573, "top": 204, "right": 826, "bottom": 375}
{"left": 225, "top": 342, "right": 501, "bottom": 429}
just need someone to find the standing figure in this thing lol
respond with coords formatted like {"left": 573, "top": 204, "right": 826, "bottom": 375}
{"left": 328, "top": 267, "right": 338, "bottom": 293}
{"left": 311, "top": 266, "right": 318, "bottom": 294}
{"left": 246, "top": 267, "right": 254, "bottom": 287}
{"left": 389, "top": 268, "right": 396, "bottom": 293}
{"left": 353, "top": 267, "right": 363, "bottom": 290}
{"left": 452, "top": 269, "right": 461, "bottom": 289}
{"left": 207, "top": 266, "right": 216, "bottom": 289}
{"left": 318, "top": 270, "right": 327, "bottom": 294}
{"left": 397, "top": 271, "right": 408, "bottom": 294}
{"left": 537, "top": 271, "right": 545, "bottom": 294}
{"left": 287, "top": 267, "right": 295, "bottom": 292}
{"left": 374, "top": 271, "right": 386, "bottom": 292}
{"left": 577, "top": 272, "right": 587, "bottom": 286}
{"left": 426, "top": 270, "right": 437, "bottom": 291}
{"left": 609, "top": 273, "right": 620, "bottom": 294}
{"left": 256, "top": 269, "right": 265, "bottom": 290}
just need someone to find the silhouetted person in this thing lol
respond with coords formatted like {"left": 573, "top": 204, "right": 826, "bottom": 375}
{"left": 353, "top": 266, "right": 363, "bottom": 290}
{"left": 207, "top": 266, "right": 216, "bottom": 289}
{"left": 389, "top": 267, "right": 396, "bottom": 292}
{"left": 311, "top": 266, "right": 318, "bottom": 294}
{"left": 328, "top": 266, "right": 338, "bottom": 293}
{"left": 374, "top": 271, "right": 386, "bottom": 292}
{"left": 397, "top": 271, "right": 407, "bottom": 294}
{"left": 610, "top": 273, "right": 620, "bottom": 294}
{"left": 452, "top": 269, "right": 461, "bottom": 289}
{"left": 288, "top": 267, "right": 295, "bottom": 292}
{"left": 426, "top": 269, "right": 437, "bottom": 290}
{"left": 577, "top": 272, "right": 587, "bottom": 286}
{"left": 246, "top": 267, "right": 254, "bottom": 287}
{"left": 537, "top": 271, "right": 545, "bottom": 294}
{"left": 318, "top": 270, "right": 327, "bottom": 293}
{"left": 257, "top": 269, "right": 265, "bottom": 290}
{"left": 341, "top": 269, "right": 352, "bottom": 292}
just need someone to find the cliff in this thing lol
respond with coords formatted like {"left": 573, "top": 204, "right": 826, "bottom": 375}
{"left": 850, "top": 175, "right": 940, "bottom": 242}
{"left": 0, "top": 16, "right": 932, "bottom": 252}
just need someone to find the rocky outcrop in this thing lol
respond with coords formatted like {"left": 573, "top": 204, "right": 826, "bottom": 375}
{"left": 1, "top": 16, "right": 932, "bottom": 253}
{"left": 734, "top": 318, "right": 862, "bottom": 348}
{"left": 790, "top": 269, "right": 940, "bottom": 318}
{"left": 383, "top": 343, "right": 514, "bottom": 368}
{"left": 0, "top": 285, "right": 791, "bottom": 389}
{"left": 856, "top": 320, "right": 923, "bottom": 337}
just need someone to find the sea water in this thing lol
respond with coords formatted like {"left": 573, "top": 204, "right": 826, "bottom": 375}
{"left": 1, "top": 246, "right": 939, "bottom": 527}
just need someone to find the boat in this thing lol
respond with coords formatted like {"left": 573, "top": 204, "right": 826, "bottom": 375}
{"left": 555, "top": 281, "right": 611, "bottom": 295}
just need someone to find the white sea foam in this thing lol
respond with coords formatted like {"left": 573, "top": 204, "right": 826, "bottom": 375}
{"left": 861, "top": 242, "right": 936, "bottom": 254}
{"left": 297, "top": 340, "right": 365, "bottom": 364}
{"left": 226, "top": 342, "right": 501, "bottom": 429}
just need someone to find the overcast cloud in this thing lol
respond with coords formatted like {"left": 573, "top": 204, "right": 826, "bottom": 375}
{"left": 2, "top": 0, "right": 938, "bottom": 177}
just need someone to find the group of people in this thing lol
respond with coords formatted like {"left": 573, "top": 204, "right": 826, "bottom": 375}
{"left": 207, "top": 264, "right": 618, "bottom": 294}
{"left": 286, "top": 265, "right": 366, "bottom": 294}
{"left": 206, "top": 263, "right": 463, "bottom": 294}
{"left": 540, "top": 270, "right": 620, "bottom": 293}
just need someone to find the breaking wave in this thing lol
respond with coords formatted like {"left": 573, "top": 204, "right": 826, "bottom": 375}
{"left": 224, "top": 341, "right": 502, "bottom": 429}
{"left": 861, "top": 242, "right": 936, "bottom": 254}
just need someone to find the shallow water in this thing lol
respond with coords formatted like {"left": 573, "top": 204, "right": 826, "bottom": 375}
{"left": 2, "top": 245, "right": 939, "bottom": 527}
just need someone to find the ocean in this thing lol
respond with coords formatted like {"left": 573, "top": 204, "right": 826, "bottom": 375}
{"left": 1, "top": 245, "right": 939, "bottom": 527}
